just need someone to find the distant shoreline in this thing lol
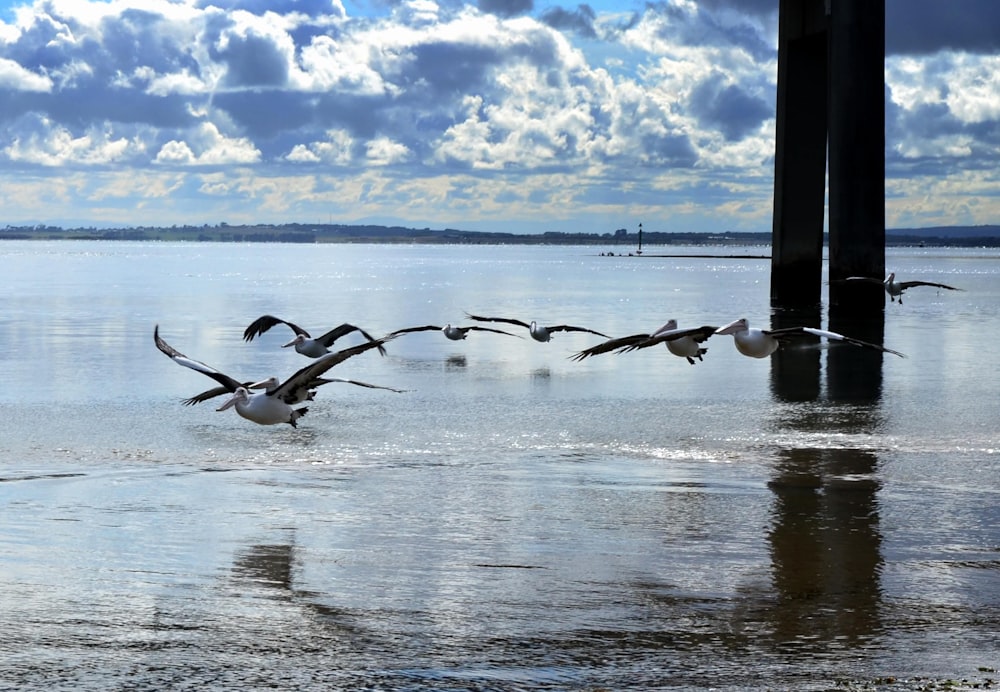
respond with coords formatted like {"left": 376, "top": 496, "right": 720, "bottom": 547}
{"left": 2, "top": 222, "right": 999, "bottom": 248}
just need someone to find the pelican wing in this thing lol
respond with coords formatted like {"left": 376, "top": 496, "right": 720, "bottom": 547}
{"left": 834, "top": 276, "right": 884, "bottom": 285}
{"left": 801, "top": 327, "right": 906, "bottom": 358}
{"left": 465, "top": 313, "right": 531, "bottom": 329}
{"left": 154, "top": 325, "right": 245, "bottom": 392}
{"left": 182, "top": 383, "right": 257, "bottom": 406}
{"left": 243, "top": 315, "right": 309, "bottom": 342}
{"left": 319, "top": 377, "right": 408, "bottom": 393}
{"left": 315, "top": 323, "right": 388, "bottom": 355}
{"left": 270, "top": 336, "right": 397, "bottom": 400}
{"left": 897, "top": 280, "right": 962, "bottom": 291}
{"left": 619, "top": 326, "right": 717, "bottom": 353}
{"left": 387, "top": 325, "right": 442, "bottom": 337}
{"left": 546, "top": 324, "right": 611, "bottom": 338}
{"left": 570, "top": 334, "right": 651, "bottom": 360}
{"left": 467, "top": 325, "right": 521, "bottom": 337}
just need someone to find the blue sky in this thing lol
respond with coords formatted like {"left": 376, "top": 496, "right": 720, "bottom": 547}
{"left": 0, "top": 0, "right": 997, "bottom": 234}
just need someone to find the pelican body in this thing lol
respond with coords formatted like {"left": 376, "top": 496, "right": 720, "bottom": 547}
{"left": 571, "top": 320, "right": 716, "bottom": 365}
{"left": 465, "top": 314, "right": 609, "bottom": 342}
{"left": 714, "top": 318, "right": 905, "bottom": 358}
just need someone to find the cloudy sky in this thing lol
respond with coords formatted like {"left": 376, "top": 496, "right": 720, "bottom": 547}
{"left": 0, "top": 0, "right": 997, "bottom": 234}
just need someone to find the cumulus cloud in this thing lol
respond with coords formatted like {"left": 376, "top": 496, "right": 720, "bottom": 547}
{"left": 0, "top": 0, "right": 996, "bottom": 231}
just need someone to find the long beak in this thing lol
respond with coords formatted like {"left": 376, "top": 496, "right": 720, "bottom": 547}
{"left": 248, "top": 379, "right": 272, "bottom": 390}
{"left": 282, "top": 338, "right": 297, "bottom": 348}
{"left": 216, "top": 393, "right": 240, "bottom": 411}
{"left": 714, "top": 319, "right": 744, "bottom": 336}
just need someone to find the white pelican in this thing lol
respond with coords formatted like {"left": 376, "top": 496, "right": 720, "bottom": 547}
{"left": 571, "top": 320, "right": 717, "bottom": 365}
{"left": 387, "top": 324, "right": 521, "bottom": 341}
{"left": 243, "top": 315, "right": 386, "bottom": 357}
{"left": 835, "top": 272, "right": 963, "bottom": 304}
{"left": 155, "top": 325, "right": 397, "bottom": 427}
{"left": 714, "top": 318, "right": 906, "bottom": 359}
{"left": 465, "top": 313, "right": 609, "bottom": 342}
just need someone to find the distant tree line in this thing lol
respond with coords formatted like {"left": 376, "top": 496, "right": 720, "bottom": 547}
{"left": 1, "top": 222, "right": 998, "bottom": 247}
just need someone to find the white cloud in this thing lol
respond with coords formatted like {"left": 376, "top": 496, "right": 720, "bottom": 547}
{"left": 155, "top": 123, "right": 260, "bottom": 166}
{"left": 0, "top": 0, "right": 995, "bottom": 231}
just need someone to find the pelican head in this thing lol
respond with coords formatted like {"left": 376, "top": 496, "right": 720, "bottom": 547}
{"left": 885, "top": 272, "right": 896, "bottom": 283}
{"left": 282, "top": 333, "right": 307, "bottom": 348}
{"left": 653, "top": 319, "right": 678, "bottom": 335}
{"left": 217, "top": 387, "right": 250, "bottom": 411}
{"left": 715, "top": 318, "right": 749, "bottom": 336}
{"left": 248, "top": 376, "right": 279, "bottom": 391}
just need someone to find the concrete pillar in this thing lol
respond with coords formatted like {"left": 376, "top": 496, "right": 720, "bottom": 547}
{"left": 828, "top": 0, "right": 886, "bottom": 312}
{"left": 770, "top": 0, "right": 828, "bottom": 307}
{"left": 771, "top": 0, "right": 885, "bottom": 311}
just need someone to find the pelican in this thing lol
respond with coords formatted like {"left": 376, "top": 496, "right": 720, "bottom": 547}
{"left": 465, "top": 313, "right": 609, "bottom": 342}
{"left": 155, "top": 325, "right": 396, "bottom": 427}
{"left": 243, "top": 315, "right": 386, "bottom": 357}
{"left": 714, "top": 318, "right": 906, "bottom": 358}
{"left": 835, "top": 272, "right": 963, "bottom": 304}
{"left": 571, "top": 320, "right": 717, "bottom": 365}
{"left": 387, "top": 324, "right": 521, "bottom": 341}
{"left": 181, "top": 375, "right": 406, "bottom": 407}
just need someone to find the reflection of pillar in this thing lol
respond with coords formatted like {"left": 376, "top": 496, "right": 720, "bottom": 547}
{"left": 827, "top": 307, "right": 885, "bottom": 403}
{"left": 768, "top": 447, "right": 883, "bottom": 644}
{"left": 770, "top": 307, "right": 821, "bottom": 402}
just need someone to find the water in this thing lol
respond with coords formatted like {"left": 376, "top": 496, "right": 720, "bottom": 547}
{"left": 1, "top": 241, "right": 998, "bottom": 689}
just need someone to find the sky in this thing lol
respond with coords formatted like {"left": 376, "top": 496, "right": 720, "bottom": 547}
{"left": 0, "top": 0, "right": 997, "bottom": 235}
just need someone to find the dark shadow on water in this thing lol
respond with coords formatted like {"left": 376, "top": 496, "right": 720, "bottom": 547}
{"left": 765, "top": 304, "right": 886, "bottom": 649}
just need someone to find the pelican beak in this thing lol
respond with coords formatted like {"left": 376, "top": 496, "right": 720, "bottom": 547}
{"left": 282, "top": 338, "right": 297, "bottom": 348}
{"left": 714, "top": 319, "right": 744, "bottom": 336}
{"left": 216, "top": 393, "right": 240, "bottom": 411}
{"left": 248, "top": 379, "right": 272, "bottom": 390}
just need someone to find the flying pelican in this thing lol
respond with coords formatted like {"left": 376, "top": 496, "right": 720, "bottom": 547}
{"left": 243, "top": 315, "right": 386, "bottom": 357}
{"left": 465, "top": 313, "right": 609, "bottom": 342}
{"left": 181, "top": 375, "right": 406, "bottom": 407}
{"left": 387, "top": 324, "right": 521, "bottom": 341}
{"left": 834, "top": 272, "right": 963, "bottom": 304}
{"left": 714, "top": 318, "right": 906, "bottom": 359}
{"left": 571, "top": 320, "right": 717, "bottom": 364}
{"left": 155, "top": 325, "right": 396, "bottom": 427}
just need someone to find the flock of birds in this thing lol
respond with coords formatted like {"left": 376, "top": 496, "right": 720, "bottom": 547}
{"left": 155, "top": 272, "right": 962, "bottom": 428}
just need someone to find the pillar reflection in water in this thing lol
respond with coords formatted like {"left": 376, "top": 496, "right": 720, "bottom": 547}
{"left": 765, "top": 306, "right": 885, "bottom": 648}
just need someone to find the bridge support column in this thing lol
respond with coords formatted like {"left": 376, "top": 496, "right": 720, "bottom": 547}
{"left": 770, "top": 0, "right": 885, "bottom": 312}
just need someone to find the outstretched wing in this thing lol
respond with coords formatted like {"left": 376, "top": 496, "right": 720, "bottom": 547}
{"left": 154, "top": 325, "right": 245, "bottom": 393}
{"left": 547, "top": 324, "right": 611, "bottom": 338}
{"left": 897, "top": 280, "right": 962, "bottom": 292}
{"left": 318, "top": 377, "right": 408, "bottom": 393}
{"left": 315, "top": 323, "right": 388, "bottom": 356}
{"left": 465, "top": 313, "right": 530, "bottom": 329}
{"left": 800, "top": 327, "right": 906, "bottom": 358}
{"left": 181, "top": 383, "right": 258, "bottom": 406}
{"left": 387, "top": 325, "right": 441, "bottom": 337}
{"left": 467, "top": 326, "right": 521, "bottom": 337}
{"left": 570, "top": 333, "right": 651, "bottom": 360}
{"left": 243, "top": 315, "right": 309, "bottom": 342}
{"left": 271, "top": 335, "right": 398, "bottom": 399}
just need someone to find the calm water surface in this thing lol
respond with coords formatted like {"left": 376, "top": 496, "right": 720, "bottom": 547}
{"left": 1, "top": 241, "right": 998, "bottom": 689}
